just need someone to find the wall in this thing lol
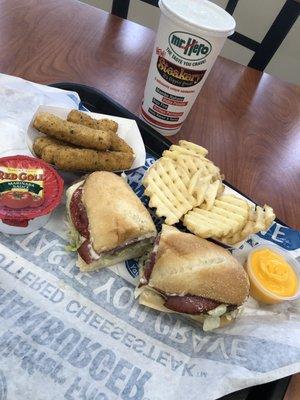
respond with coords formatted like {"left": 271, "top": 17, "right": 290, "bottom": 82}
{"left": 80, "top": 0, "right": 300, "bottom": 85}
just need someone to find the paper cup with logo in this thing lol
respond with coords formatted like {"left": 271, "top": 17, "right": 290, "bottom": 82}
{"left": 141, "top": 0, "right": 235, "bottom": 136}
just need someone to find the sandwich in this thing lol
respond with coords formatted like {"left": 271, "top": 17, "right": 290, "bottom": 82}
{"left": 136, "top": 225, "right": 250, "bottom": 331}
{"left": 66, "top": 171, "right": 157, "bottom": 271}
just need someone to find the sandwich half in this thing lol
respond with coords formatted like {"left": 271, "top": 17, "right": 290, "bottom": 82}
{"left": 66, "top": 171, "right": 157, "bottom": 272}
{"left": 136, "top": 225, "right": 250, "bottom": 331}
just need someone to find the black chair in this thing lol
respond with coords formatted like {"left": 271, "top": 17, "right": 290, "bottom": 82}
{"left": 112, "top": 0, "right": 159, "bottom": 18}
{"left": 111, "top": 0, "right": 300, "bottom": 71}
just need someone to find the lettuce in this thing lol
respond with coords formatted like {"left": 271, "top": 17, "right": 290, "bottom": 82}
{"left": 65, "top": 226, "right": 82, "bottom": 252}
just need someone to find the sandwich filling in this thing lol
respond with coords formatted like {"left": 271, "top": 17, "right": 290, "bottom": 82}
{"left": 69, "top": 185, "right": 89, "bottom": 239}
{"left": 69, "top": 185, "right": 154, "bottom": 264}
{"left": 140, "top": 234, "right": 237, "bottom": 315}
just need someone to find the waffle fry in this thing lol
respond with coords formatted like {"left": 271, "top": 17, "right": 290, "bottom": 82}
{"left": 183, "top": 209, "right": 234, "bottom": 238}
{"left": 264, "top": 205, "right": 276, "bottom": 226}
{"left": 217, "top": 181, "right": 225, "bottom": 197}
{"left": 205, "top": 161, "right": 222, "bottom": 179}
{"left": 164, "top": 150, "right": 221, "bottom": 180}
{"left": 143, "top": 158, "right": 196, "bottom": 225}
{"left": 142, "top": 140, "right": 275, "bottom": 244}
{"left": 188, "top": 172, "right": 212, "bottom": 205}
{"left": 214, "top": 196, "right": 249, "bottom": 217}
{"left": 202, "top": 180, "right": 223, "bottom": 211}
{"left": 165, "top": 144, "right": 196, "bottom": 157}
{"left": 163, "top": 151, "right": 204, "bottom": 176}
{"left": 183, "top": 195, "right": 249, "bottom": 239}
{"left": 209, "top": 204, "right": 246, "bottom": 232}
{"left": 220, "top": 205, "right": 275, "bottom": 245}
{"left": 178, "top": 140, "right": 208, "bottom": 157}
{"left": 146, "top": 141, "right": 223, "bottom": 221}
{"left": 165, "top": 144, "right": 207, "bottom": 159}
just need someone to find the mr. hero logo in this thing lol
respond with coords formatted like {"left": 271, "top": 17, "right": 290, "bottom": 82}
{"left": 168, "top": 31, "right": 212, "bottom": 61}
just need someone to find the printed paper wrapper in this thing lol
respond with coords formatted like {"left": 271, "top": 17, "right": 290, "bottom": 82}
{"left": 0, "top": 74, "right": 80, "bottom": 158}
{"left": 0, "top": 73, "right": 299, "bottom": 400}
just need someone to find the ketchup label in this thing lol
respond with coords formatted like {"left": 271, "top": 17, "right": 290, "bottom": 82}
{"left": 0, "top": 166, "right": 44, "bottom": 209}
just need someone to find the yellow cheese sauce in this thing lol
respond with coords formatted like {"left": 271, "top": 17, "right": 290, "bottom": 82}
{"left": 251, "top": 248, "right": 297, "bottom": 298}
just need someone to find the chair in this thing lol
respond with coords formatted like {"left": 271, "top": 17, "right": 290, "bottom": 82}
{"left": 112, "top": 0, "right": 158, "bottom": 20}
{"left": 111, "top": 0, "right": 300, "bottom": 71}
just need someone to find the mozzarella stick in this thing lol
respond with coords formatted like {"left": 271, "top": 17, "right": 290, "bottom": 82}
{"left": 33, "top": 137, "right": 65, "bottom": 157}
{"left": 41, "top": 145, "right": 61, "bottom": 164}
{"left": 67, "top": 110, "right": 118, "bottom": 133}
{"left": 55, "top": 148, "right": 134, "bottom": 171}
{"left": 33, "top": 128, "right": 134, "bottom": 171}
{"left": 110, "top": 135, "right": 134, "bottom": 154}
{"left": 67, "top": 110, "right": 134, "bottom": 154}
{"left": 33, "top": 112, "right": 111, "bottom": 150}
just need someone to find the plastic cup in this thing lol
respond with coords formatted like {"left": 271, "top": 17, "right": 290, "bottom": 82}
{"left": 246, "top": 244, "right": 300, "bottom": 304}
{"left": 141, "top": 0, "right": 235, "bottom": 136}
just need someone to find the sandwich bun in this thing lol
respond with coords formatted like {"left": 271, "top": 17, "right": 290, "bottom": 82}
{"left": 147, "top": 225, "right": 250, "bottom": 306}
{"left": 81, "top": 171, "right": 157, "bottom": 253}
{"left": 66, "top": 172, "right": 157, "bottom": 272}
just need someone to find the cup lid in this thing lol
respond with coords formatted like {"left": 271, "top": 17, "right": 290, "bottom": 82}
{"left": 160, "top": 0, "right": 236, "bottom": 37}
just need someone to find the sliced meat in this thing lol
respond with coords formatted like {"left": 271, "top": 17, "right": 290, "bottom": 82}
{"left": 78, "top": 240, "right": 94, "bottom": 264}
{"left": 164, "top": 295, "right": 222, "bottom": 314}
{"left": 78, "top": 237, "right": 154, "bottom": 264}
{"left": 107, "top": 238, "right": 142, "bottom": 256}
{"left": 143, "top": 250, "right": 158, "bottom": 282}
{"left": 143, "top": 233, "right": 161, "bottom": 282}
{"left": 226, "top": 305, "right": 237, "bottom": 312}
{"left": 70, "top": 186, "right": 90, "bottom": 239}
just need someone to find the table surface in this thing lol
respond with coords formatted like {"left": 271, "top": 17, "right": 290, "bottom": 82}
{"left": 1, "top": 0, "right": 299, "bottom": 229}
{"left": 0, "top": 0, "right": 299, "bottom": 397}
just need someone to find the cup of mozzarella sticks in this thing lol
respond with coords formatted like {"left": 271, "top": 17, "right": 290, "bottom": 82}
{"left": 32, "top": 110, "right": 135, "bottom": 172}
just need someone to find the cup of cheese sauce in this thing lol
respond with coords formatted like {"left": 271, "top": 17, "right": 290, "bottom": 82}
{"left": 246, "top": 244, "right": 299, "bottom": 304}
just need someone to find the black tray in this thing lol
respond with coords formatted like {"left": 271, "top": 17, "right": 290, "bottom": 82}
{"left": 50, "top": 82, "right": 292, "bottom": 400}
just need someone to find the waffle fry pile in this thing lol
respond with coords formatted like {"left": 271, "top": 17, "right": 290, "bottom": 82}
{"left": 143, "top": 140, "right": 275, "bottom": 245}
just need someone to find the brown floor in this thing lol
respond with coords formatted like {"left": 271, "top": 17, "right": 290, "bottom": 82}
{"left": 283, "top": 374, "right": 300, "bottom": 400}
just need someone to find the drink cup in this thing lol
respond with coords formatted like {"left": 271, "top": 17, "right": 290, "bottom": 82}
{"left": 141, "top": 0, "right": 235, "bottom": 136}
